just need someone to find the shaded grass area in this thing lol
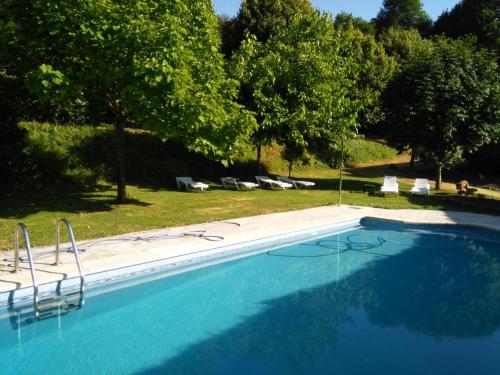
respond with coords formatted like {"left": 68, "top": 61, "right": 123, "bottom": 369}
{"left": 239, "top": 138, "right": 397, "bottom": 173}
{"left": 1, "top": 122, "right": 498, "bottom": 251}
{"left": 1, "top": 167, "right": 499, "bottom": 251}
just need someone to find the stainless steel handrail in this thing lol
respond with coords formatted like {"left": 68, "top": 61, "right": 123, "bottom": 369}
{"left": 14, "top": 223, "right": 40, "bottom": 305}
{"left": 55, "top": 219, "right": 85, "bottom": 294}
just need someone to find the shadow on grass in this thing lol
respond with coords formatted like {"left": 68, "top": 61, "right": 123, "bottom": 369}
{"left": 347, "top": 160, "right": 432, "bottom": 180}
{"left": 0, "top": 184, "right": 150, "bottom": 220}
{"left": 135, "top": 223, "right": 500, "bottom": 374}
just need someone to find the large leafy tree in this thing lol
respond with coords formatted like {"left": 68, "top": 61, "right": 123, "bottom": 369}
{"left": 229, "top": 12, "right": 360, "bottom": 176}
{"left": 379, "top": 27, "right": 433, "bottom": 165}
{"left": 1, "top": 0, "right": 254, "bottom": 201}
{"left": 337, "top": 23, "right": 397, "bottom": 133}
{"left": 222, "top": 0, "right": 313, "bottom": 57}
{"left": 374, "top": 0, "right": 432, "bottom": 35}
{"left": 379, "top": 27, "right": 433, "bottom": 64}
{"left": 382, "top": 37, "right": 500, "bottom": 189}
{"left": 334, "top": 12, "right": 376, "bottom": 35}
{"left": 0, "top": 70, "right": 28, "bottom": 189}
{"left": 434, "top": 0, "right": 499, "bottom": 51}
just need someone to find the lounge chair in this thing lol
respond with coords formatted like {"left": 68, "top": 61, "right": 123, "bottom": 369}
{"left": 255, "top": 176, "right": 293, "bottom": 190}
{"left": 380, "top": 176, "right": 399, "bottom": 196}
{"left": 221, "top": 177, "right": 259, "bottom": 191}
{"left": 277, "top": 176, "right": 315, "bottom": 189}
{"left": 411, "top": 178, "right": 430, "bottom": 195}
{"left": 175, "top": 177, "right": 209, "bottom": 192}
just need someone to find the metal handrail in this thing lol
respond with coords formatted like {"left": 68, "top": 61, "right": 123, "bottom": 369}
{"left": 55, "top": 219, "right": 85, "bottom": 294}
{"left": 14, "top": 223, "right": 40, "bottom": 305}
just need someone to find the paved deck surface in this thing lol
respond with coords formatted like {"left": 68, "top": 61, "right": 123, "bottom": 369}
{"left": 1, "top": 206, "right": 499, "bottom": 293}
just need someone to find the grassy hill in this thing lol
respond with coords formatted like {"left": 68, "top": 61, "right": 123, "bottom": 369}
{"left": 18, "top": 122, "right": 397, "bottom": 187}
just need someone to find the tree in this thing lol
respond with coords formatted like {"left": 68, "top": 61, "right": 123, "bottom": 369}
{"left": 374, "top": 0, "right": 432, "bottom": 35}
{"left": 334, "top": 12, "right": 376, "bottom": 35}
{"left": 379, "top": 27, "right": 433, "bottom": 165}
{"left": 224, "top": 0, "right": 314, "bottom": 57}
{"left": 434, "top": 0, "right": 499, "bottom": 51}
{"left": 229, "top": 12, "right": 360, "bottom": 177}
{"left": 1, "top": 0, "right": 254, "bottom": 201}
{"left": 0, "top": 71, "right": 28, "bottom": 189}
{"left": 379, "top": 27, "right": 433, "bottom": 64}
{"left": 382, "top": 37, "right": 500, "bottom": 189}
{"left": 337, "top": 24, "right": 397, "bottom": 133}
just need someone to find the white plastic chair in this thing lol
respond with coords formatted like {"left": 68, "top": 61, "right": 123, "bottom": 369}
{"left": 255, "top": 176, "right": 293, "bottom": 190}
{"left": 411, "top": 178, "right": 430, "bottom": 195}
{"left": 277, "top": 176, "right": 315, "bottom": 189}
{"left": 221, "top": 177, "right": 259, "bottom": 191}
{"left": 175, "top": 177, "right": 209, "bottom": 192}
{"left": 380, "top": 176, "right": 399, "bottom": 196}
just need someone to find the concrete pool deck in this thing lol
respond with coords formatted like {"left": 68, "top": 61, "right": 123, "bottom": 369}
{"left": 1, "top": 205, "right": 499, "bottom": 296}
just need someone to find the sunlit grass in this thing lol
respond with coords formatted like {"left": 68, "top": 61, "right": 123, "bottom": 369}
{"left": 1, "top": 167, "right": 498, "bottom": 251}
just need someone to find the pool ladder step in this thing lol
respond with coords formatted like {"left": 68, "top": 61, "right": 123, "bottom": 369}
{"left": 13, "top": 220, "right": 86, "bottom": 321}
{"left": 36, "top": 291, "right": 84, "bottom": 320}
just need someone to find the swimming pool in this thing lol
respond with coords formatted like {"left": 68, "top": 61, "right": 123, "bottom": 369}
{"left": 0, "top": 218, "right": 499, "bottom": 374}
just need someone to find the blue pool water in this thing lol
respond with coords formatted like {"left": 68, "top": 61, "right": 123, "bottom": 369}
{"left": 0, "top": 219, "right": 499, "bottom": 374}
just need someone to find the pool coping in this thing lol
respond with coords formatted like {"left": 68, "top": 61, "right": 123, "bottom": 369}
{"left": 0, "top": 218, "right": 362, "bottom": 312}
{"left": 1, "top": 205, "right": 499, "bottom": 311}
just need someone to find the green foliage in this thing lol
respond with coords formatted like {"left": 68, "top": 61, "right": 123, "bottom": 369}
{"left": 14, "top": 0, "right": 254, "bottom": 162}
{"left": 383, "top": 37, "right": 500, "bottom": 188}
{"left": 374, "top": 0, "right": 432, "bottom": 35}
{"left": 0, "top": 72, "right": 27, "bottom": 188}
{"left": 339, "top": 25, "right": 397, "bottom": 131}
{"left": 334, "top": 12, "right": 376, "bottom": 35}
{"left": 230, "top": 12, "right": 361, "bottom": 173}
{"left": 434, "top": 0, "right": 500, "bottom": 51}
{"left": 1, "top": 0, "right": 256, "bottom": 201}
{"left": 379, "top": 27, "right": 433, "bottom": 65}
{"left": 223, "top": 0, "right": 314, "bottom": 56}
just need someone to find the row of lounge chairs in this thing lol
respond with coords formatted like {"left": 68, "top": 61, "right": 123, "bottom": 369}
{"left": 380, "top": 176, "right": 430, "bottom": 196}
{"left": 176, "top": 175, "right": 431, "bottom": 195}
{"left": 175, "top": 176, "right": 316, "bottom": 192}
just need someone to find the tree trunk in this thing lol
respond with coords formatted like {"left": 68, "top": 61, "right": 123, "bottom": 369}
{"left": 288, "top": 160, "right": 293, "bottom": 178}
{"left": 115, "top": 121, "right": 126, "bottom": 203}
{"left": 256, "top": 144, "right": 262, "bottom": 173}
{"left": 436, "top": 163, "right": 443, "bottom": 191}
{"left": 338, "top": 138, "right": 345, "bottom": 206}
{"left": 410, "top": 148, "right": 416, "bottom": 167}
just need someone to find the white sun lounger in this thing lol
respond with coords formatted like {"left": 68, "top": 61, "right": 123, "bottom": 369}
{"left": 176, "top": 177, "right": 209, "bottom": 192}
{"left": 221, "top": 177, "right": 259, "bottom": 191}
{"left": 380, "top": 176, "right": 399, "bottom": 196}
{"left": 255, "top": 176, "right": 293, "bottom": 190}
{"left": 411, "top": 178, "right": 430, "bottom": 195}
{"left": 277, "top": 176, "right": 316, "bottom": 189}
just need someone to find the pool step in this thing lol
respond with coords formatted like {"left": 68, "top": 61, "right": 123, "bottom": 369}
{"left": 11, "top": 292, "right": 84, "bottom": 328}
{"left": 35, "top": 292, "right": 84, "bottom": 320}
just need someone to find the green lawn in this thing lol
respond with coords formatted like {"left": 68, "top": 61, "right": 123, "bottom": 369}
{"left": 2, "top": 124, "right": 498, "bottom": 251}
{"left": 1, "top": 167, "right": 498, "bottom": 251}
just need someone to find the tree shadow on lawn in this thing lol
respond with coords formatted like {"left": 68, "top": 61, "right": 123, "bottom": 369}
{"left": 0, "top": 184, "right": 150, "bottom": 220}
{"left": 135, "top": 223, "right": 500, "bottom": 374}
{"left": 347, "top": 160, "right": 432, "bottom": 180}
{"left": 410, "top": 192, "right": 500, "bottom": 215}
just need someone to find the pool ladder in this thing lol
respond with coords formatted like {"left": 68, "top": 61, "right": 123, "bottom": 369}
{"left": 14, "top": 219, "right": 85, "bottom": 320}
